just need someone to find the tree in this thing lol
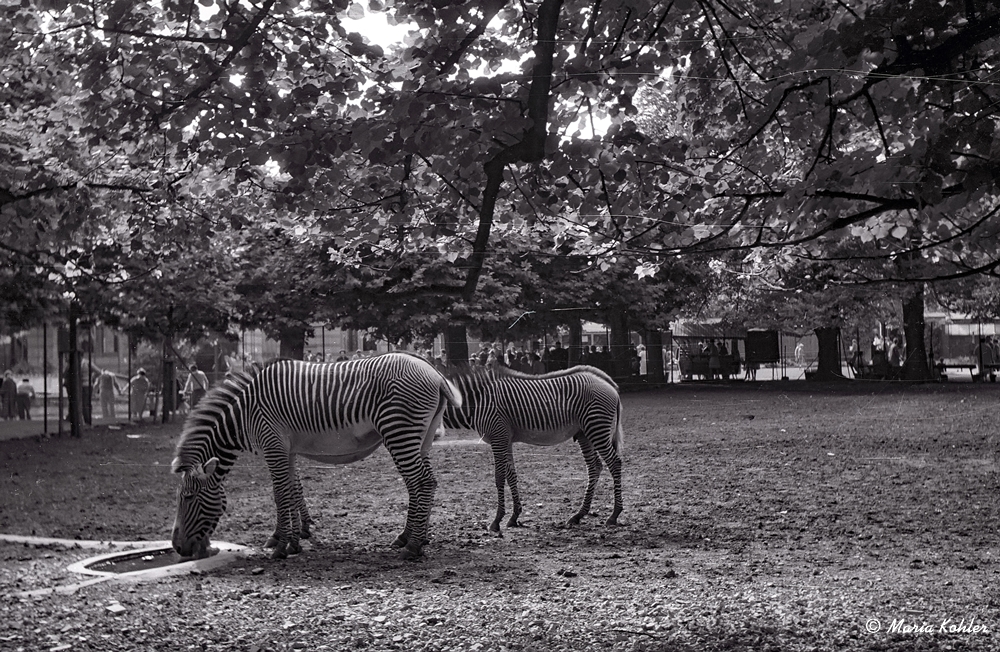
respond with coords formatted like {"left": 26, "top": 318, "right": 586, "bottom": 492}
{"left": 698, "top": 249, "right": 938, "bottom": 379}
{"left": 6, "top": 0, "right": 1000, "bottom": 372}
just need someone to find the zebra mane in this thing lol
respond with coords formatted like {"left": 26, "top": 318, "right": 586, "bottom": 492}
{"left": 172, "top": 367, "right": 260, "bottom": 473}
{"left": 450, "top": 363, "right": 619, "bottom": 390}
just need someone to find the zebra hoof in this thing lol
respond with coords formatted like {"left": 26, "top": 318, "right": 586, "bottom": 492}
{"left": 488, "top": 520, "right": 502, "bottom": 534}
{"left": 606, "top": 507, "right": 623, "bottom": 526}
{"left": 400, "top": 542, "right": 423, "bottom": 561}
{"left": 390, "top": 533, "right": 409, "bottom": 548}
{"left": 506, "top": 517, "right": 522, "bottom": 528}
{"left": 565, "top": 515, "right": 584, "bottom": 528}
{"left": 270, "top": 544, "right": 288, "bottom": 560}
{"left": 264, "top": 535, "right": 279, "bottom": 549}
{"left": 300, "top": 527, "right": 312, "bottom": 540}
{"left": 287, "top": 540, "right": 302, "bottom": 555}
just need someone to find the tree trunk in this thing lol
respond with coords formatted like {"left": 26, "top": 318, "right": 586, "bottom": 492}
{"left": 445, "top": 323, "right": 469, "bottom": 367}
{"left": 812, "top": 327, "right": 843, "bottom": 380}
{"left": 279, "top": 326, "right": 306, "bottom": 360}
{"left": 646, "top": 329, "right": 665, "bottom": 383}
{"left": 901, "top": 284, "right": 931, "bottom": 381}
{"left": 607, "top": 305, "right": 632, "bottom": 378}
{"left": 567, "top": 319, "right": 583, "bottom": 366}
{"left": 66, "top": 305, "right": 82, "bottom": 438}
{"left": 161, "top": 334, "right": 175, "bottom": 424}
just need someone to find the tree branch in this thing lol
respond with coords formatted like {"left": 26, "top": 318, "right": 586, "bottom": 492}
{"left": 151, "top": 0, "right": 277, "bottom": 125}
{"left": 437, "top": 0, "right": 507, "bottom": 75}
{"left": 461, "top": 0, "right": 564, "bottom": 302}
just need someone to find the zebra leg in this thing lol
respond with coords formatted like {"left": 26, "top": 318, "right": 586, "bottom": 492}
{"left": 602, "top": 448, "right": 624, "bottom": 526}
{"left": 263, "top": 448, "right": 301, "bottom": 560}
{"left": 567, "top": 433, "right": 602, "bottom": 527}
{"left": 386, "top": 445, "right": 437, "bottom": 560}
{"left": 289, "top": 455, "right": 312, "bottom": 552}
{"left": 488, "top": 441, "right": 512, "bottom": 533}
{"left": 505, "top": 452, "right": 523, "bottom": 528}
{"left": 299, "top": 495, "right": 313, "bottom": 540}
{"left": 266, "top": 457, "right": 310, "bottom": 549}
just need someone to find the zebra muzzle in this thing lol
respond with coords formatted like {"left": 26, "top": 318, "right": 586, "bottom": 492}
{"left": 173, "top": 529, "right": 211, "bottom": 560}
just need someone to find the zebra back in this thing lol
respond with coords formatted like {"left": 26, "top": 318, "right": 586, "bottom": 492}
{"left": 173, "top": 354, "right": 461, "bottom": 477}
{"left": 444, "top": 364, "right": 619, "bottom": 431}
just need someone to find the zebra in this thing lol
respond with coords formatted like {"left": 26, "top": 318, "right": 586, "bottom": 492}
{"left": 444, "top": 364, "right": 624, "bottom": 532}
{"left": 171, "top": 353, "right": 462, "bottom": 561}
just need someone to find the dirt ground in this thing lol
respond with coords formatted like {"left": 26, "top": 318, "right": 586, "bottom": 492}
{"left": 1, "top": 382, "right": 999, "bottom": 651}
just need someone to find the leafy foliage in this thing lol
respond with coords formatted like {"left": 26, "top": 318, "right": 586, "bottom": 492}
{"left": 4, "top": 0, "right": 1000, "bottom": 341}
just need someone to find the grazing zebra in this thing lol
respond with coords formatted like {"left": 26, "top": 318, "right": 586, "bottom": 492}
{"left": 444, "top": 364, "right": 624, "bottom": 532}
{"left": 171, "top": 353, "right": 462, "bottom": 560}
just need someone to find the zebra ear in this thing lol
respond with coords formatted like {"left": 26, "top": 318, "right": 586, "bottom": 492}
{"left": 202, "top": 457, "right": 220, "bottom": 476}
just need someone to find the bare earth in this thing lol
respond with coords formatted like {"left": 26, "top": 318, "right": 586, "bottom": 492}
{"left": 1, "top": 382, "right": 998, "bottom": 651}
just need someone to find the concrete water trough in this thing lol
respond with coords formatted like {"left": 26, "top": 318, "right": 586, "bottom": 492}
{"left": 0, "top": 535, "right": 250, "bottom": 596}
{"left": 66, "top": 541, "right": 250, "bottom": 580}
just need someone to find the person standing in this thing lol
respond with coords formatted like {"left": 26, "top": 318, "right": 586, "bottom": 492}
{"left": 887, "top": 336, "right": 905, "bottom": 379}
{"left": 707, "top": 340, "right": 721, "bottom": 381}
{"left": 730, "top": 341, "right": 741, "bottom": 380}
{"left": 1, "top": 371, "right": 16, "bottom": 420}
{"left": 847, "top": 338, "right": 862, "bottom": 376}
{"left": 127, "top": 368, "right": 150, "bottom": 421}
{"left": 550, "top": 341, "right": 569, "bottom": 371}
{"left": 15, "top": 377, "right": 35, "bottom": 420}
{"left": 95, "top": 369, "right": 121, "bottom": 419}
{"left": 184, "top": 364, "right": 210, "bottom": 408}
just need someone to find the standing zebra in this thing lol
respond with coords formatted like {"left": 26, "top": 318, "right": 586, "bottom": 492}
{"left": 171, "top": 353, "right": 462, "bottom": 560}
{"left": 444, "top": 364, "right": 624, "bottom": 532}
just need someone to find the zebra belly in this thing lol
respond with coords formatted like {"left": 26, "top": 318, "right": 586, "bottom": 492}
{"left": 290, "top": 424, "right": 382, "bottom": 465}
{"left": 509, "top": 424, "right": 580, "bottom": 446}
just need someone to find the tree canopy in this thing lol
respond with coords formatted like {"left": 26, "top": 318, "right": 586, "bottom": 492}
{"left": 3, "top": 0, "right": 1000, "bottom": 344}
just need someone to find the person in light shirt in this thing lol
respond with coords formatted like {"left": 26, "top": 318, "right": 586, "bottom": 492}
{"left": 184, "top": 364, "right": 210, "bottom": 408}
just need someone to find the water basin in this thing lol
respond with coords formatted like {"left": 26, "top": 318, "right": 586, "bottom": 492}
{"left": 67, "top": 541, "right": 249, "bottom": 580}
{"left": 84, "top": 546, "right": 186, "bottom": 573}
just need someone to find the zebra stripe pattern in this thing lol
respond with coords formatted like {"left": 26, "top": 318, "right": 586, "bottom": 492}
{"left": 444, "top": 364, "right": 624, "bottom": 532}
{"left": 171, "top": 353, "right": 462, "bottom": 560}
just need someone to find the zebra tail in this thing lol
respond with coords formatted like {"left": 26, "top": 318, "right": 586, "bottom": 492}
{"left": 613, "top": 398, "right": 625, "bottom": 458}
{"left": 440, "top": 376, "right": 463, "bottom": 410}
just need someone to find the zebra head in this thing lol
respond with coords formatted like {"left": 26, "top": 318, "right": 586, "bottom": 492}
{"left": 171, "top": 456, "right": 227, "bottom": 559}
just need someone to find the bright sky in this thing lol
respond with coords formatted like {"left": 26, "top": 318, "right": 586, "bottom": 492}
{"left": 345, "top": 6, "right": 411, "bottom": 48}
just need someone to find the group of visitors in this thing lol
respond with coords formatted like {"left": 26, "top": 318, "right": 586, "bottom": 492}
{"left": 854, "top": 332, "right": 906, "bottom": 379}
{"left": 462, "top": 340, "right": 651, "bottom": 377}
{"left": 48, "top": 362, "right": 198, "bottom": 424}
{"left": 677, "top": 339, "right": 749, "bottom": 381}
{"left": 87, "top": 367, "right": 154, "bottom": 421}
{"left": 972, "top": 336, "right": 1000, "bottom": 370}
{"left": 304, "top": 350, "right": 372, "bottom": 363}
{"left": 680, "top": 339, "right": 743, "bottom": 381}
{"left": 463, "top": 341, "right": 578, "bottom": 375}
{"left": 0, "top": 370, "right": 36, "bottom": 420}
